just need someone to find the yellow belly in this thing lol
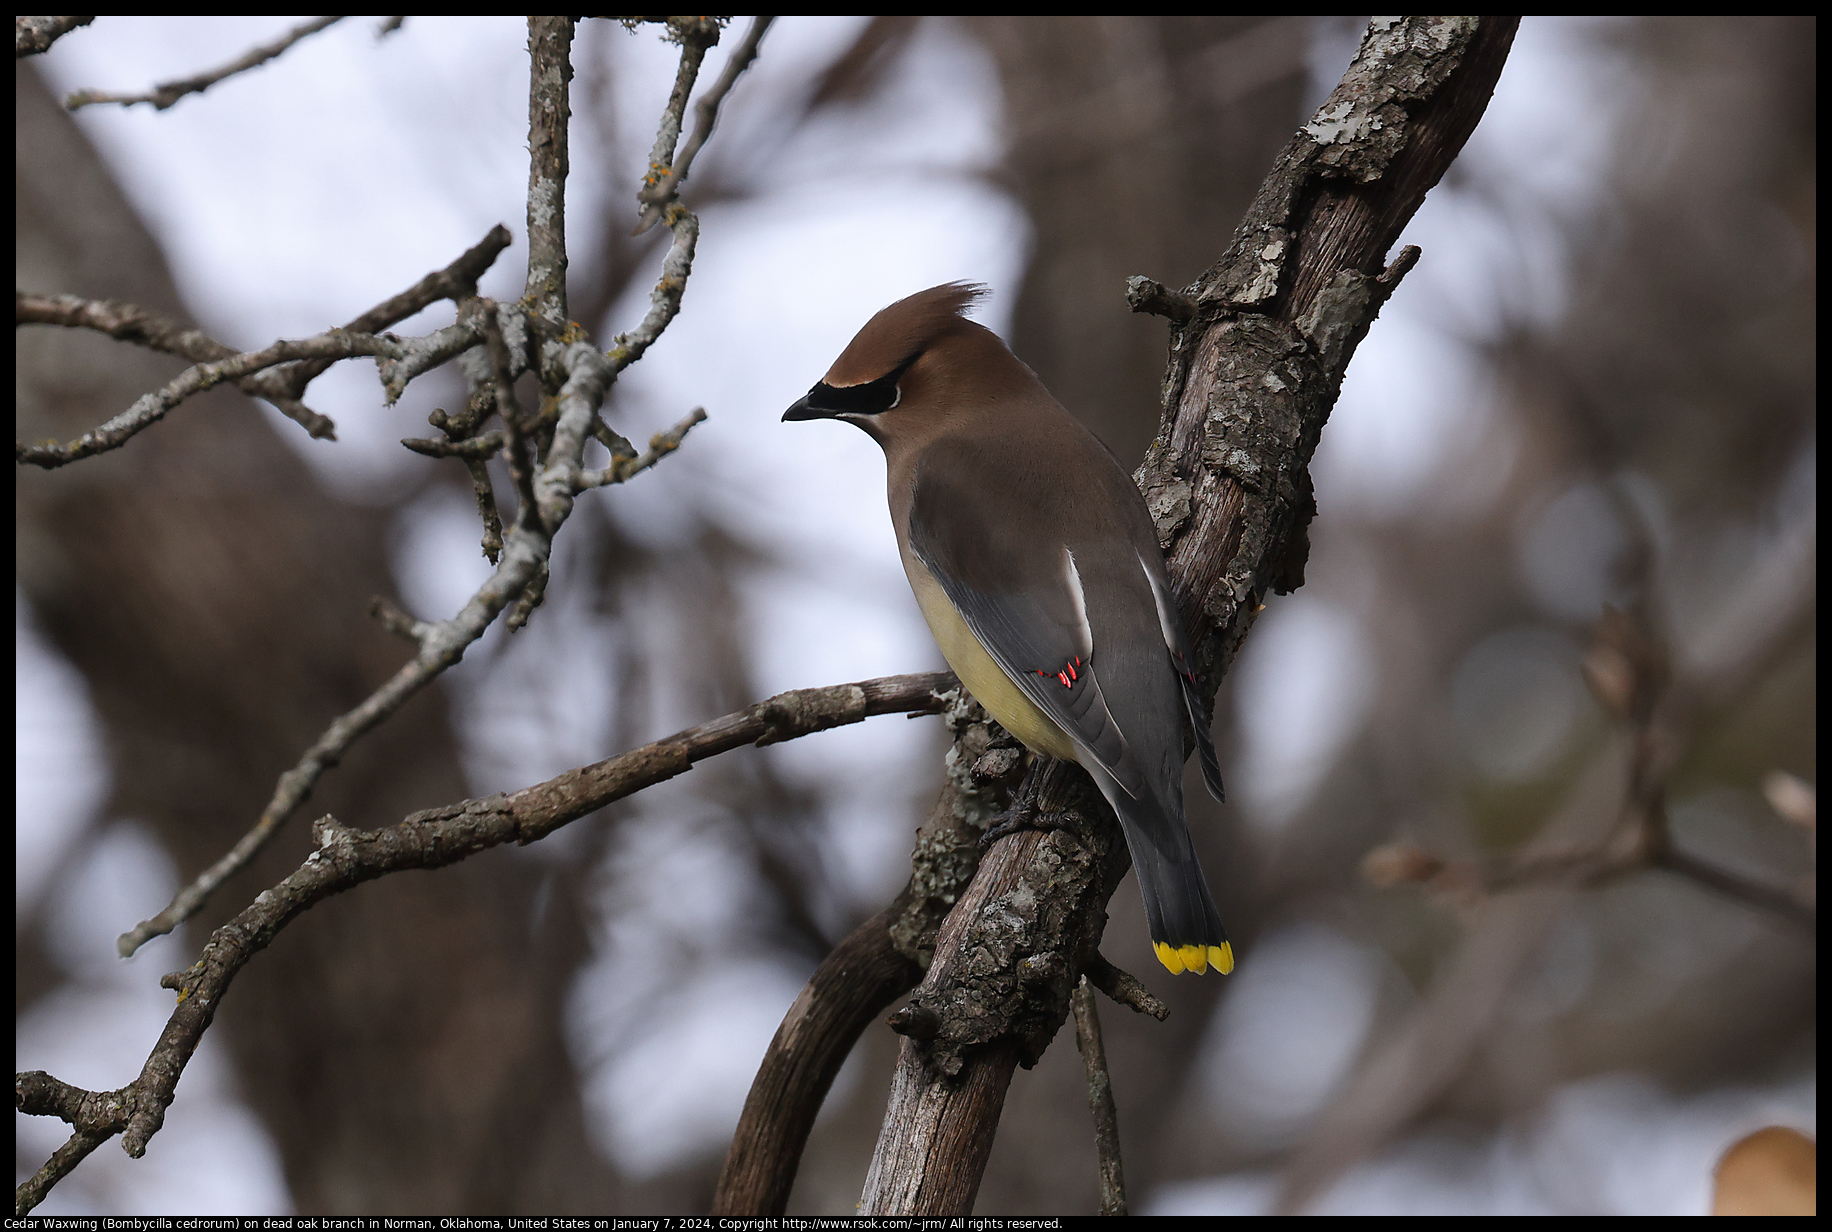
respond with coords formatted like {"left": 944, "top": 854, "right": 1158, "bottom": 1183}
{"left": 906, "top": 559, "right": 1078, "bottom": 762}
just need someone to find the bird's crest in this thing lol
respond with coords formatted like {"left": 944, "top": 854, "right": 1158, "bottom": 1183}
{"left": 824, "top": 281, "right": 987, "bottom": 387}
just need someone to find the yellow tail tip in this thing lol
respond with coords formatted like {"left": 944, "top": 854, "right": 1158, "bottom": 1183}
{"left": 1153, "top": 941, "right": 1235, "bottom": 975}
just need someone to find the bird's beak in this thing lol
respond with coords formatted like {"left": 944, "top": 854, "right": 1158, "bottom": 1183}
{"left": 782, "top": 394, "right": 828, "bottom": 422}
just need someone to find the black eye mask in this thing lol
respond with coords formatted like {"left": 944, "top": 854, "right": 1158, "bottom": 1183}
{"left": 799, "top": 350, "right": 923, "bottom": 416}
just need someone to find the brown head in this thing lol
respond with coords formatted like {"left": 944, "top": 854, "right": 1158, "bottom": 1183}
{"left": 782, "top": 282, "right": 1045, "bottom": 447}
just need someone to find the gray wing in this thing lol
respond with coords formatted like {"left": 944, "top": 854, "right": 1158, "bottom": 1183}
{"left": 1137, "top": 552, "right": 1227, "bottom": 804}
{"left": 908, "top": 460, "right": 1146, "bottom": 798}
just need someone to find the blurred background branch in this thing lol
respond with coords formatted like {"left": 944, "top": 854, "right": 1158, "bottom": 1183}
{"left": 63, "top": 16, "right": 343, "bottom": 111}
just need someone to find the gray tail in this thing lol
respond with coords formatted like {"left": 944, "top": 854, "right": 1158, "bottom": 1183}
{"left": 1093, "top": 770, "right": 1231, "bottom": 975}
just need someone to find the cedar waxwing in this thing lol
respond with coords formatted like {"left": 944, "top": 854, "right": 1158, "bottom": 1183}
{"left": 784, "top": 283, "right": 1232, "bottom": 976}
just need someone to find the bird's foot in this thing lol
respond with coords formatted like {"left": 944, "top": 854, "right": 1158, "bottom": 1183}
{"left": 978, "top": 807, "right": 1075, "bottom": 850}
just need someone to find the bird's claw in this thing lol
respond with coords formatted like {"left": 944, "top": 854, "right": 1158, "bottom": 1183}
{"left": 978, "top": 807, "right": 1075, "bottom": 850}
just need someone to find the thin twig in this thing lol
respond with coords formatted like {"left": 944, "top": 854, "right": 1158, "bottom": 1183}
{"left": 503, "top": 561, "right": 548, "bottom": 633}
{"left": 267, "top": 222, "right": 513, "bottom": 413}
{"left": 1072, "top": 978, "right": 1127, "bottom": 1216}
{"left": 399, "top": 429, "right": 506, "bottom": 460}
{"left": 1318, "top": 468, "right": 1817, "bottom": 1215}
{"left": 366, "top": 595, "right": 430, "bottom": 646}
{"left": 591, "top": 414, "right": 638, "bottom": 460}
{"left": 1364, "top": 834, "right": 1816, "bottom": 932}
{"left": 633, "top": 18, "right": 722, "bottom": 228}
{"left": 576, "top": 407, "right": 707, "bottom": 489}
{"left": 376, "top": 319, "right": 489, "bottom": 403}
{"left": 114, "top": 231, "right": 711, "bottom": 953}
{"left": 113, "top": 27, "right": 734, "bottom": 951}
{"left": 1123, "top": 275, "right": 1194, "bottom": 325}
{"left": 1650, "top": 847, "right": 1815, "bottom": 931}
{"left": 17, "top": 225, "right": 514, "bottom": 452}
{"left": 17, "top": 330, "right": 392, "bottom": 468}
{"left": 14, "top": 1129, "right": 110, "bottom": 1217}
{"left": 467, "top": 457, "right": 507, "bottom": 562}
{"left": 607, "top": 205, "right": 700, "bottom": 369}
{"left": 483, "top": 306, "right": 539, "bottom": 526}
{"left": 634, "top": 15, "right": 773, "bottom": 235}
{"left": 23, "top": 19, "right": 755, "bottom": 1211}
{"left": 417, "top": 406, "right": 510, "bottom": 563}
{"left": 1084, "top": 950, "right": 1171, "bottom": 1021}
{"left": 18, "top": 290, "right": 338, "bottom": 440}
{"left": 65, "top": 16, "right": 344, "bottom": 110}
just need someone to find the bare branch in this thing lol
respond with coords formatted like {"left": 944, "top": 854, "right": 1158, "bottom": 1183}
{"left": 502, "top": 559, "right": 549, "bottom": 633}
{"left": 14, "top": 1131, "right": 106, "bottom": 1216}
{"left": 1651, "top": 846, "right": 1815, "bottom": 930}
{"left": 1123, "top": 274, "right": 1194, "bottom": 324}
{"left": 18, "top": 225, "right": 515, "bottom": 450}
{"left": 265, "top": 222, "right": 514, "bottom": 413}
{"left": 1360, "top": 516, "right": 1818, "bottom": 937}
{"left": 483, "top": 305, "right": 540, "bottom": 526}
{"left": 12, "top": 672, "right": 959, "bottom": 1203}
{"left": 467, "top": 454, "right": 506, "bottom": 563}
{"left": 1284, "top": 744, "right": 1631, "bottom": 1214}
{"left": 352, "top": 226, "right": 514, "bottom": 334}
{"left": 114, "top": 373, "right": 554, "bottom": 953}
{"left": 607, "top": 204, "right": 700, "bottom": 370}
{"left": 17, "top": 330, "right": 392, "bottom": 468}
{"left": 632, "top": 18, "right": 723, "bottom": 231}
{"left": 413, "top": 404, "right": 512, "bottom": 563}
{"left": 1072, "top": 978, "right": 1127, "bottom": 1216}
{"left": 1364, "top": 831, "right": 1815, "bottom": 933}
{"left": 714, "top": 904, "right": 925, "bottom": 1215}
{"left": 576, "top": 406, "right": 706, "bottom": 489}
{"left": 524, "top": 17, "right": 574, "bottom": 329}
{"left": 1083, "top": 949, "right": 1170, "bottom": 1021}
{"left": 13, "top": 1073, "right": 131, "bottom": 1216}
{"left": 16, "top": 15, "right": 93, "bottom": 58}
{"left": 65, "top": 16, "right": 344, "bottom": 110}
{"left": 366, "top": 595, "right": 430, "bottom": 646}
{"left": 112, "top": 338, "right": 627, "bottom": 957}
{"left": 109, "top": 21, "right": 733, "bottom": 957}
{"left": 635, "top": 15, "right": 774, "bottom": 235}
{"left": 18, "top": 289, "right": 338, "bottom": 439}
{"left": 399, "top": 428, "right": 506, "bottom": 460}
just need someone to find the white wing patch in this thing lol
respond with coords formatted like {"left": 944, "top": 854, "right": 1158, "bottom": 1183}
{"left": 1063, "top": 547, "right": 1095, "bottom": 659}
{"left": 1138, "top": 551, "right": 1180, "bottom": 654}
